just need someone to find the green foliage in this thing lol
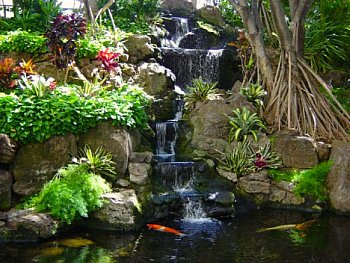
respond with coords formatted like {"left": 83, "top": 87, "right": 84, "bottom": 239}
{"left": 219, "top": 0, "right": 244, "bottom": 28}
{"left": 0, "top": 30, "right": 48, "bottom": 55}
{"left": 98, "top": 0, "right": 160, "bottom": 33}
{"left": 0, "top": 83, "right": 151, "bottom": 144}
{"left": 219, "top": 140, "right": 255, "bottom": 177}
{"left": 26, "top": 164, "right": 111, "bottom": 224}
{"left": 228, "top": 107, "right": 266, "bottom": 142}
{"left": 304, "top": 0, "right": 350, "bottom": 72}
{"left": 197, "top": 21, "right": 219, "bottom": 36}
{"left": 240, "top": 84, "right": 267, "bottom": 108}
{"left": 269, "top": 161, "right": 333, "bottom": 202}
{"left": 332, "top": 87, "right": 350, "bottom": 113}
{"left": 76, "top": 37, "right": 104, "bottom": 59}
{"left": 18, "top": 75, "right": 56, "bottom": 98}
{"left": 293, "top": 161, "right": 332, "bottom": 202}
{"left": 0, "top": 0, "right": 61, "bottom": 33}
{"left": 184, "top": 78, "right": 220, "bottom": 110}
{"left": 74, "top": 145, "right": 117, "bottom": 180}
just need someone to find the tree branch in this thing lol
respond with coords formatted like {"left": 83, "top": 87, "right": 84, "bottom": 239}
{"left": 270, "top": 0, "right": 292, "bottom": 51}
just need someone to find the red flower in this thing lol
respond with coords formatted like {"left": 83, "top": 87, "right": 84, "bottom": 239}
{"left": 254, "top": 153, "right": 267, "bottom": 168}
{"left": 97, "top": 48, "right": 120, "bottom": 72}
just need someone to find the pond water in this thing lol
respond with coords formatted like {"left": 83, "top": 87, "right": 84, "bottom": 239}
{"left": 1, "top": 209, "right": 349, "bottom": 263}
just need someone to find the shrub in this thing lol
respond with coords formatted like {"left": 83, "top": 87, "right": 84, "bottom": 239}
{"left": 219, "top": 0, "right": 244, "bottom": 28}
{"left": 253, "top": 142, "right": 282, "bottom": 170}
{"left": 0, "top": 83, "right": 151, "bottom": 144}
{"left": 0, "top": 30, "right": 47, "bottom": 55}
{"left": 184, "top": 78, "right": 220, "bottom": 110}
{"left": 26, "top": 164, "right": 111, "bottom": 224}
{"left": 227, "top": 107, "right": 266, "bottom": 142}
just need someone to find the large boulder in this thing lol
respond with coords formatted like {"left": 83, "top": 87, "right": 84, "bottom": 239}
{"left": 136, "top": 62, "right": 176, "bottom": 96}
{"left": 129, "top": 163, "right": 152, "bottom": 185}
{"left": 179, "top": 28, "right": 220, "bottom": 49}
{"left": 78, "top": 122, "right": 140, "bottom": 177}
{"left": 197, "top": 5, "right": 225, "bottom": 27}
{"left": 0, "top": 134, "right": 17, "bottom": 164}
{"left": 0, "top": 170, "right": 13, "bottom": 210}
{"left": 269, "top": 180, "right": 305, "bottom": 205}
{"left": 327, "top": 141, "right": 350, "bottom": 213}
{"left": 160, "top": 0, "right": 194, "bottom": 16}
{"left": 12, "top": 134, "right": 77, "bottom": 196}
{"left": 124, "top": 35, "right": 156, "bottom": 62}
{"left": 86, "top": 190, "right": 142, "bottom": 231}
{"left": 184, "top": 92, "right": 252, "bottom": 158}
{"left": 0, "top": 209, "right": 60, "bottom": 242}
{"left": 239, "top": 172, "right": 271, "bottom": 194}
{"left": 272, "top": 130, "right": 318, "bottom": 168}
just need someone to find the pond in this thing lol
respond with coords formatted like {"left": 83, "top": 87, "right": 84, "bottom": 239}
{"left": 1, "top": 209, "right": 349, "bottom": 262}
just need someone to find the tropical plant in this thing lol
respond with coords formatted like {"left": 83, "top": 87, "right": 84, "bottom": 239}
{"left": 228, "top": 107, "right": 266, "bottom": 142}
{"left": 0, "top": 57, "right": 17, "bottom": 91}
{"left": 97, "top": 48, "right": 120, "bottom": 72}
{"left": 45, "top": 14, "right": 87, "bottom": 70}
{"left": 240, "top": 83, "right": 267, "bottom": 108}
{"left": 18, "top": 75, "right": 56, "bottom": 98}
{"left": 218, "top": 140, "right": 255, "bottom": 177}
{"left": 219, "top": 0, "right": 244, "bottom": 28}
{"left": 184, "top": 78, "right": 220, "bottom": 110}
{"left": 73, "top": 145, "right": 117, "bottom": 180}
{"left": 253, "top": 142, "right": 282, "bottom": 170}
{"left": 75, "top": 81, "right": 103, "bottom": 98}
{"left": 25, "top": 163, "right": 111, "bottom": 224}
{"left": 13, "top": 59, "right": 37, "bottom": 76}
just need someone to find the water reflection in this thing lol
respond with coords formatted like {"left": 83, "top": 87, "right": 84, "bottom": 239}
{"left": 1, "top": 209, "right": 350, "bottom": 263}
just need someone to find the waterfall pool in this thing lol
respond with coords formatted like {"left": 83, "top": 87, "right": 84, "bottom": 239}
{"left": 1, "top": 209, "right": 349, "bottom": 262}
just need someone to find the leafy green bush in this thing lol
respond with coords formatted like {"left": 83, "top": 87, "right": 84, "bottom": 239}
{"left": 227, "top": 107, "right": 266, "bottom": 142}
{"left": 184, "top": 78, "right": 220, "bottom": 110}
{"left": 0, "top": 30, "right": 47, "bottom": 55}
{"left": 219, "top": 0, "right": 244, "bottom": 28}
{"left": 74, "top": 145, "right": 117, "bottom": 181}
{"left": 293, "top": 161, "right": 333, "bottom": 202}
{"left": 26, "top": 164, "right": 111, "bottom": 224}
{"left": 304, "top": 0, "right": 350, "bottom": 72}
{"left": 0, "top": 83, "right": 151, "bottom": 144}
{"left": 77, "top": 37, "right": 104, "bottom": 59}
{"left": 98, "top": 0, "right": 160, "bottom": 33}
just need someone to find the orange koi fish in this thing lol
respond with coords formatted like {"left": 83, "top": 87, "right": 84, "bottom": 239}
{"left": 147, "top": 224, "right": 184, "bottom": 236}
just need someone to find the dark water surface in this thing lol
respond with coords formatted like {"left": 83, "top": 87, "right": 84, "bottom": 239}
{"left": 1, "top": 209, "right": 349, "bottom": 263}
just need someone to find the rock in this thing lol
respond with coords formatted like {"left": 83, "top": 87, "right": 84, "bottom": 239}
{"left": 12, "top": 134, "right": 77, "bottom": 196}
{"left": 116, "top": 179, "right": 131, "bottom": 188}
{"left": 136, "top": 62, "right": 176, "bottom": 96}
{"left": 197, "top": 5, "right": 225, "bottom": 27}
{"left": 78, "top": 122, "right": 140, "bottom": 177}
{"left": 204, "top": 191, "right": 235, "bottom": 217}
{"left": 129, "top": 152, "right": 153, "bottom": 163}
{"left": 269, "top": 181, "right": 304, "bottom": 205}
{"left": 239, "top": 172, "right": 271, "bottom": 194}
{"left": 0, "top": 170, "right": 12, "bottom": 210}
{"left": 186, "top": 95, "right": 252, "bottom": 158}
{"left": 129, "top": 163, "right": 152, "bottom": 185}
{"left": 315, "top": 141, "right": 331, "bottom": 162}
{"left": 327, "top": 141, "right": 350, "bottom": 213}
{"left": 179, "top": 28, "right": 220, "bottom": 49}
{"left": 272, "top": 130, "right": 318, "bottom": 168}
{"left": 160, "top": 0, "right": 194, "bottom": 16}
{"left": 0, "top": 209, "right": 60, "bottom": 242}
{"left": 124, "top": 35, "right": 156, "bottom": 62}
{"left": 216, "top": 168, "right": 237, "bottom": 183}
{"left": 87, "top": 190, "right": 142, "bottom": 231}
{"left": 0, "top": 134, "right": 17, "bottom": 164}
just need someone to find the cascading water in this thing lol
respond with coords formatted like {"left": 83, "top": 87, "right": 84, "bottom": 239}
{"left": 161, "top": 17, "right": 189, "bottom": 48}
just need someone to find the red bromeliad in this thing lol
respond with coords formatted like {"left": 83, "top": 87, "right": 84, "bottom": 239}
{"left": 97, "top": 48, "right": 120, "bottom": 72}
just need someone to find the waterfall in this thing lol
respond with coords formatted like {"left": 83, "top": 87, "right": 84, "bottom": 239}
{"left": 182, "top": 197, "right": 208, "bottom": 221}
{"left": 155, "top": 121, "right": 178, "bottom": 162}
{"left": 161, "top": 17, "right": 190, "bottom": 48}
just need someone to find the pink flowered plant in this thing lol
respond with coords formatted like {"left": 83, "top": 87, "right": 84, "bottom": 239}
{"left": 96, "top": 48, "right": 120, "bottom": 72}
